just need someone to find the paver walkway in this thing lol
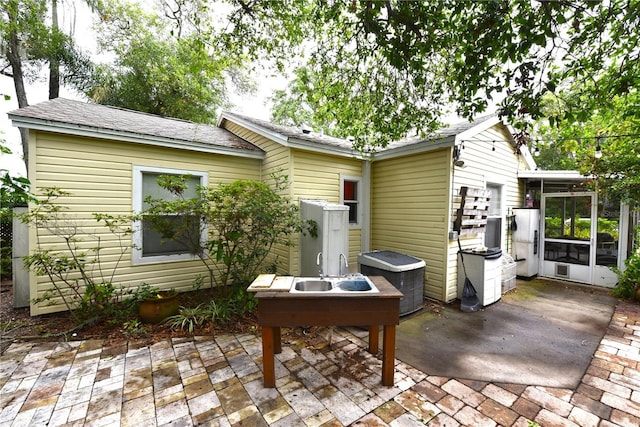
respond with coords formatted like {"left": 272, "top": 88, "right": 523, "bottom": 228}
{"left": 1, "top": 301, "right": 640, "bottom": 426}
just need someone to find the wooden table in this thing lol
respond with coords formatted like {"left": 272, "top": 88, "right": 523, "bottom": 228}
{"left": 255, "top": 276, "right": 403, "bottom": 388}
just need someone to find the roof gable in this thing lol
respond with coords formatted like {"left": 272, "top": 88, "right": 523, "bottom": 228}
{"left": 9, "top": 98, "right": 264, "bottom": 158}
{"left": 218, "top": 111, "right": 358, "bottom": 157}
{"left": 219, "top": 112, "right": 517, "bottom": 160}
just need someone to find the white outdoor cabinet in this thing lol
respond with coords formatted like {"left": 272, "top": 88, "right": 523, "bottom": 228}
{"left": 512, "top": 208, "right": 540, "bottom": 278}
{"left": 457, "top": 250, "right": 503, "bottom": 307}
{"left": 299, "top": 200, "right": 349, "bottom": 277}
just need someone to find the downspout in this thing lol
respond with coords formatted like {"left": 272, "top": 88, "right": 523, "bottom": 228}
{"left": 361, "top": 159, "right": 371, "bottom": 253}
{"left": 447, "top": 144, "right": 457, "bottom": 302}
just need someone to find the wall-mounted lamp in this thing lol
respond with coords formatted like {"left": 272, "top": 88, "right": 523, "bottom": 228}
{"left": 453, "top": 144, "right": 465, "bottom": 167}
{"left": 533, "top": 145, "right": 540, "bottom": 157}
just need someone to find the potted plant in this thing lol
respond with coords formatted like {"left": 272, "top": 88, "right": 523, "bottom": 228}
{"left": 139, "top": 289, "right": 179, "bottom": 323}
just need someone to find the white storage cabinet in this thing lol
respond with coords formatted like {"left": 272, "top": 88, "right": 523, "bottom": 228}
{"left": 457, "top": 250, "right": 502, "bottom": 307}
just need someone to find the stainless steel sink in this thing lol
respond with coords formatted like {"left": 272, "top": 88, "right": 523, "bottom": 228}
{"left": 293, "top": 280, "right": 333, "bottom": 292}
{"left": 290, "top": 276, "right": 378, "bottom": 293}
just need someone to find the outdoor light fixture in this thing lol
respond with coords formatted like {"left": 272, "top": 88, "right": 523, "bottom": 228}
{"left": 534, "top": 146, "right": 540, "bottom": 157}
{"left": 595, "top": 141, "right": 602, "bottom": 159}
{"left": 453, "top": 144, "right": 465, "bottom": 167}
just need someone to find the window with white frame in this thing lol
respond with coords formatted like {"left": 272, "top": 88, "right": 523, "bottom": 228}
{"left": 133, "top": 166, "right": 207, "bottom": 264}
{"left": 341, "top": 176, "right": 361, "bottom": 226}
{"left": 484, "top": 182, "right": 503, "bottom": 249}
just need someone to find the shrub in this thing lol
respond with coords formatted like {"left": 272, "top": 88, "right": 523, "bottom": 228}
{"left": 19, "top": 188, "right": 137, "bottom": 324}
{"left": 612, "top": 250, "right": 640, "bottom": 299}
{"left": 165, "top": 304, "right": 210, "bottom": 333}
{"left": 142, "top": 172, "right": 316, "bottom": 288}
{"left": 612, "top": 227, "right": 640, "bottom": 299}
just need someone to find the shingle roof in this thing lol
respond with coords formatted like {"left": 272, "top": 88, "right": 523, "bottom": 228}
{"left": 221, "top": 111, "right": 499, "bottom": 154}
{"left": 9, "top": 98, "right": 262, "bottom": 154}
{"left": 221, "top": 111, "right": 356, "bottom": 151}
{"left": 382, "top": 114, "right": 499, "bottom": 150}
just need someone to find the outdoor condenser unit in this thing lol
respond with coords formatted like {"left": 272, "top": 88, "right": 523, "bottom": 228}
{"left": 358, "top": 250, "right": 426, "bottom": 316}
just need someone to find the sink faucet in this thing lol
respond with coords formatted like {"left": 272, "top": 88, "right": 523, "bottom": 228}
{"left": 317, "top": 252, "right": 324, "bottom": 277}
{"left": 339, "top": 253, "right": 348, "bottom": 277}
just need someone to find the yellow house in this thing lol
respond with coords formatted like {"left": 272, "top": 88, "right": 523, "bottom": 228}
{"left": 219, "top": 112, "right": 535, "bottom": 304}
{"left": 9, "top": 99, "right": 264, "bottom": 315}
{"left": 10, "top": 99, "right": 534, "bottom": 315}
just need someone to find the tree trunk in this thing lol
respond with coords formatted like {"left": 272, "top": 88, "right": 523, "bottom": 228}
{"left": 6, "top": 27, "right": 29, "bottom": 173}
{"left": 49, "top": 0, "right": 60, "bottom": 99}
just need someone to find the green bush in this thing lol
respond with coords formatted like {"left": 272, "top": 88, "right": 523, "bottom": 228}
{"left": 20, "top": 188, "right": 136, "bottom": 324}
{"left": 142, "top": 172, "right": 316, "bottom": 288}
{"left": 612, "top": 250, "right": 640, "bottom": 299}
{"left": 165, "top": 304, "right": 210, "bottom": 333}
{"left": 612, "top": 226, "right": 640, "bottom": 300}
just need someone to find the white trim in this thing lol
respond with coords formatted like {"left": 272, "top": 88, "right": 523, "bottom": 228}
{"left": 132, "top": 165, "right": 208, "bottom": 265}
{"left": 218, "top": 112, "right": 289, "bottom": 145}
{"left": 484, "top": 180, "right": 506, "bottom": 249}
{"left": 10, "top": 116, "right": 265, "bottom": 159}
{"left": 456, "top": 116, "right": 503, "bottom": 140}
{"left": 361, "top": 161, "right": 371, "bottom": 252}
{"left": 219, "top": 112, "right": 366, "bottom": 159}
{"left": 287, "top": 137, "right": 367, "bottom": 159}
{"left": 518, "top": 170, "right": 587, "bottom": 180}
{"left": 371, "top": 137, "right": 454, "bottom": 160}
{"left": 340, "top": 174, "right": 362, "bottom": 228}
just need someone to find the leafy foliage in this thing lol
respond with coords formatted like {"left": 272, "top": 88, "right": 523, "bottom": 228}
{"left": 165, "top": 304, "right": 210, "bottom": 333}
{"left": 87, "top": 0, "right": 253, "bottom": 123}
{"left": 1, "top": 139, "right": 31, "bottom": 279}
{"left": 535, "top": 90, "right": 640, "bottom": 206}
{"left": 164, "top": 288, "right": 257, "bottom": 334}
{"left": 612, "top": 228, "right": 640, "bottom": 300}
{"left": 0, "top": 0, "right": 94, "bottom": 97}
{"left": 1, "top": 172, "right": 31, "bottom": 215}
{"left": 142, "top": 173, "right": 315, "bottom": 288}
{"left": 221, "top": 0, "right": 640, "bottom": 149}
{"left": 19, "top": 188, "right": 137, "bottom": 324}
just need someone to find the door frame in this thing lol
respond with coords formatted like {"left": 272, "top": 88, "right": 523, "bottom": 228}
{"left": 540, "top": 192, "right": 597, "bottom": 284}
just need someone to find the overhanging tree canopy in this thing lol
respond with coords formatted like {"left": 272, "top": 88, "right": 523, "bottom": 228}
{"left": 217, "top": 0, "right": 639, "bottom": 150}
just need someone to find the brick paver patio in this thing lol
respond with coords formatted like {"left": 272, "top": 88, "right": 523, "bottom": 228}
{"left": 1, "top": 301, "right": 639, "bottom": 426}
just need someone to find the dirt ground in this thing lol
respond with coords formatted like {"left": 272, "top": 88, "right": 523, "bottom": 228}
{"left": 0, "top": 279, "right": 259, "bottom": 354}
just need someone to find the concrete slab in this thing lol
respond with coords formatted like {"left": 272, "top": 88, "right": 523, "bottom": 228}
{"left": 395, "top": 278, "right": 617, "bottom": 388}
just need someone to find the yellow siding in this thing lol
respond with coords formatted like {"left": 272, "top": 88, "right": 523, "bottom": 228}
{"left": 445, "top": 124, "right": 527, "bottom": 302}
{"left": 29, "top": 131, "right": 261, "bottom": 315}
{"left": 291, "top": 149, "right": 364, "bottom": 273}
{"left": 220, "top": 123, "right": 368, "bottom": 276}
{"left": 371, "top": 148, "right": 451, "bottom": 301}
{"left": 220, "top": 121, "right": 296, "bottom": 274}
{"left": 220, "top": 120, "right": 366, "bottom": 276}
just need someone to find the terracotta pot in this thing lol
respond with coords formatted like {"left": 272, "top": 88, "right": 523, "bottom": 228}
{"left": 139, "top": 291, "right": 179, "bottom": 324}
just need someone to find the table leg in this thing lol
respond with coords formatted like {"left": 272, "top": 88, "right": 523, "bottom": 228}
{"left": 382, "top": 325, "right": 396, "bottom": 386}
{"left": 261, "top": 326, "right": 275, "bottom": 388}
{"left": 368, "top": 325, "right": 379, "bottom": 354}
{"left": 274, "top": 326, "right": 281, "bottom": 354}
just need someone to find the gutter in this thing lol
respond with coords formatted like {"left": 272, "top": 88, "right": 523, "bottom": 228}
{"left": 371, "top": 136, "right": 455, "bottom": 160}
{"left": 10, "top": 115, "right": 265, "bottom": 160}
{"left": 219, "top": 111, "right": 366, "bottom": 160}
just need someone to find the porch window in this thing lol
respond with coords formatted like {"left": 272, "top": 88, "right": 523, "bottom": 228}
{"left": 341, "top": 176, "right": 360, "bottom": 225}
{"left": 133, "top": 166, "right": 207, "bottom": 264}
{"left": 543, "top": 195, "right": 591, "bottom": 266}
{"left": 596, "top": 197, "right": 619, "bottom": 267}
